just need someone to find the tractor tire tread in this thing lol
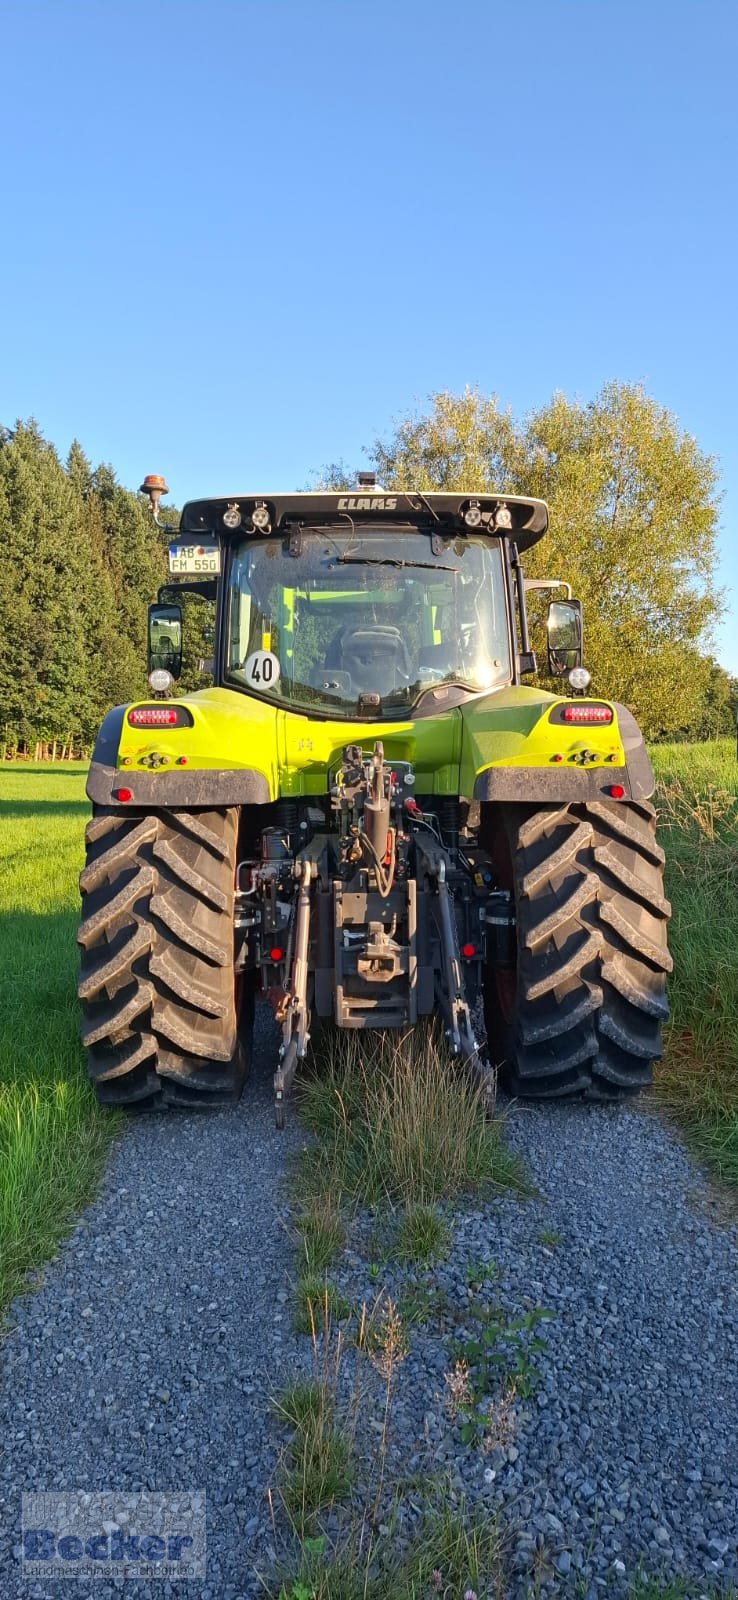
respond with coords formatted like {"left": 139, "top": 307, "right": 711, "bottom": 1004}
{"left": 485, "top": 798, "right": 670, "bottom": 1101}
{"left": 77, "top": 923, "right": 153, "bottom": 1000}
{"left": 78, "top": 806, "right": 247, "bottom": 1106}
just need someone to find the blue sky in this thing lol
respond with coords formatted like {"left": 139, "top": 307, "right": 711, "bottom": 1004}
{"left": 2, "top": 0, "right": 737, "bottom": 669}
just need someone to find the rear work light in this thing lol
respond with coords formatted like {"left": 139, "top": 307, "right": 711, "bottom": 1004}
{"left": 127, "top": 705, "right": 194, "bottom": 728}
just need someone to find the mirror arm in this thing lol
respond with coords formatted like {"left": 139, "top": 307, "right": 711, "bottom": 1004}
{"left": 524, "top": 578, "right": 573, "bottom": 600}
{"left": 510, "top": 542, "right": 537, "bottom": 676}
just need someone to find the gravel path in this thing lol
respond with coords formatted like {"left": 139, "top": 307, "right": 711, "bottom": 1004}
{"left": 332, "top": 1099, "right": 738, "bottom": 1597}
{"left": 2, "top": 1046, "right": 738, "bottom": 1599}
{"left": 0, "top": 1009, "right": 308, "bottom": 1600}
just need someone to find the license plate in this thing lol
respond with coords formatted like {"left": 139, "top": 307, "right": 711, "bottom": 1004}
{"left": 168, "top": 543, "right": 221, "bottom": 575}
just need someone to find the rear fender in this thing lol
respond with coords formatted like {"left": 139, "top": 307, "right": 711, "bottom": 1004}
{"left": 464, "top": 694, "right": 654, "bottom": 803}
{"left": 86, "top": 691, "right": 277, "bottom": 807}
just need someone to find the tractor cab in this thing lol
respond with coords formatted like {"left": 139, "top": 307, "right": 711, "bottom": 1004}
{"left": 147, "top": 487, "right": 563, "bottom": 709}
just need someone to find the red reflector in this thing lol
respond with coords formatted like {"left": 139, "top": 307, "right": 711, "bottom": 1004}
{"left": 462, "top": 943, "right": 476, "bottom": 959}
{"left": 176, "top": 756, "right": 188, "bottom": 765}
{"left": 608, "top": 784, "right": 626, "bottom": 800}
{"left": 551, "top": 753, "right": 563, "bottom": 763}
{"left": 115, "top": 787, "right": 132, "bottom": 803}
{"left": 563, "top": 705, "right": 613, "bottom": 724}
{"left": 269, "top": 947, "right": 284, "bottom": 962}
{"left": 128, "top": 707, "right": 178, "bottom": 726}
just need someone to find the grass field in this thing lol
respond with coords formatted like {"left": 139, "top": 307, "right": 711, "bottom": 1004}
{"left": 651, "top": 738, "right": 738, "bottom": 1183}
{"left": 0, "top": 742, "right": 737, "bottom": 1321}
{"left": 0, "top": 762, "right": 118, "bottom": 1317}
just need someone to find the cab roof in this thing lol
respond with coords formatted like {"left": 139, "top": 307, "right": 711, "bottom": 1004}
{"left": 179, "top": 491, "right": 549, "bottom": 551}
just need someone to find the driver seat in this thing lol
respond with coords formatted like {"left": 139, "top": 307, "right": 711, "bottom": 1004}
{"left": 334, "top": 625, "right": 412, "bottom": 696}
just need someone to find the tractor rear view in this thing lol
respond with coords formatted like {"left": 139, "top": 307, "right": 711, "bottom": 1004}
{"left": 78, "top": 482, "right": 671, "bottom": 1121}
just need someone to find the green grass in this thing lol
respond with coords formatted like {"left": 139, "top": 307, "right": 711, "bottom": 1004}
{"left": 295, "top": 1202, "right": 346, "bottom": 1276}
{"left": 294, "top": 1023, "right": 527, "bottom": 1214}
{"left": 271, "top": 1379, "right": 326, "bottom": 1431}
{"left": 627, "top": 1576, "right": 738, "bottom": 1600}
{"left": 294, "top": 1277, "right": 352, "bottom": 1335}
{"left": 272, "top": 1373, "right": 353, "bottom": 1532}
{"left": 273, "top": 1494, "right": 504, "bottom": 1600}
{"left": 392, "top": 1203, "right": 450, "bottom": 1264}
{"left": 651, "top": 739, "right": 738, "bottom": 1185}
{"left": 0, "top": 762, "right": 119, "bottom": 1317}
{"left": 275, "top": 1377, "right": 354, "bottom": 1534}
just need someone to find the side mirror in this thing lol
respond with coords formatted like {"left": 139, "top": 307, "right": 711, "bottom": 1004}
{"left": 547, "top": 599, "right": 583, "bottom": 677}
{"left": 148, "top": 603, "right": 183, "bottom": 679}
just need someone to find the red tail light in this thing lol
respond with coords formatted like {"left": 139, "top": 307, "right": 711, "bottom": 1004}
{"left": 608, "top": 784, "right": 626, "bottom": 799}
{"left": 462, "top": 943, "right": 476, "bottom": 959}
{"left": 128, "top": 706, "right": 179, "bottom": 727}
{"left": 562, "top": 705, "right": 613, "bottom": 725}
{"left": 115, "top": 787, "right": 133, "bottom": 803}
{"left": 269, "top": 947, "right": 284, "bottom": 962}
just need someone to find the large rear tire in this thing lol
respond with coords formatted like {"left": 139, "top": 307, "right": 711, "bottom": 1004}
{"left": 483, "top": 799, "right": 672, "bottom": 1100}
{"left": 78, "top": 806, "right": 250, "bottom": 1107}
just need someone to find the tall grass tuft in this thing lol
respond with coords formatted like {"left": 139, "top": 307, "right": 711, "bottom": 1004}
{"left": 295, "top": 1022, "right": 526, "bottom": 1213}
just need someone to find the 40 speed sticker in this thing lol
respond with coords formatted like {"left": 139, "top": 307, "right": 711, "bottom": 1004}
{"left": 243, "top": 649, "right": 281, "bottom": 689}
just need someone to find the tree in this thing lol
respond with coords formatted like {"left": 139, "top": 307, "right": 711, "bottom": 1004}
{"left": 0, "top": 421, "right": 97, "bottom": 745}
{"left": 683, "top": 658, "right": 738, "bottom": 742}
{"left": 89, "top": 462, "right": 168, "bottom": 691}
{"left": 369, "top": 384, "right": 723, "bottom": 740}
{"left": 0, "top": 421, "right": 168, "bottom": 750}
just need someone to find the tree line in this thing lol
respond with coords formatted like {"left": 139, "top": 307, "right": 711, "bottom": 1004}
{"left": 0, "top": 386, "right": 735, "bottom": 754}
{"left": 0, "top": 421, "right": 168, "bottom": 754}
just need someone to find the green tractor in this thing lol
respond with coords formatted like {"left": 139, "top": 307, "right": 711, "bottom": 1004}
{"left": 77, "top": 478, "right": 671, "bottom": 1122}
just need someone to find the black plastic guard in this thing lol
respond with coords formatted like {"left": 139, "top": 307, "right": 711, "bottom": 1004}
{"left": 474, "top": 765, "right": 634, "bottom": 803}
{"left": 86, "top": 763, "right": 270, "bottom": 806}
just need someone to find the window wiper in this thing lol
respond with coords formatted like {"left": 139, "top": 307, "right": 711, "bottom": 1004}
{"left": 334, "top": 555, "right": 456, "bottom": 572}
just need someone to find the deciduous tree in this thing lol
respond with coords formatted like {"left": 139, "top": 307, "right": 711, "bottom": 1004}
{"left": 369, "top": 384, "right": 723, "bottom": 739}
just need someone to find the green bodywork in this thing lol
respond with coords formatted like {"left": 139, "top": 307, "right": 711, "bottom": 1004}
{"left": 88, "top": 681, "right": 654, "bottom": 808}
